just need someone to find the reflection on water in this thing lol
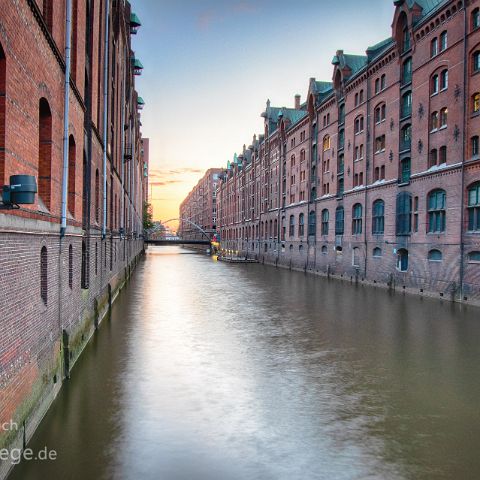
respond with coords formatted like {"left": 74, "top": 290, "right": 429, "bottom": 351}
{"left": 10, "top": 246, "right": 480, "bottom": 480}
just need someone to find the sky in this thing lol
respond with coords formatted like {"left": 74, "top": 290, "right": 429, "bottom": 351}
{"left": 131, "top": 0, "right": 396, "bottom": 226}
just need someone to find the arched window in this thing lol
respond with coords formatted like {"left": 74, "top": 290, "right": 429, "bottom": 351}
{"left": 473, "top": 93, "right": 480, "bottom": 114}
{"left": 372, "top": 199, "right": 385, "bottom": 235}
{"left": 473, "top": 51, "right": 480, "bottom": 73}
{"left": 81, "top": 240, "right": 88, "bottom": 289}
{"left": 308, "top": 210, "right": 316, "bottom": 236}
{"left": 468, "top": 251, "right": 480, "bottom": 263}
{"left": 373, "top": 247, "right": 382, "bottom": 257}
{"left": 354, "top": 115, "right": 364, "bottom": 134}
{"left": 401, "top": 91, "right": 412, "bottom": 117}
{"left": 429, "top": 148, "right": 438, "bottom": 168}
{"left": 68, "top": 244, "right": 73, "bottom": 289}
{"left": 352, "top": 203, "right": 362, "bottom": 235}
{"left": 396, "top": 192, "right": 412, "bottom": 235}
{"left": 300, "top": 149, "right": 305, "bottom": 162}
{"left": 338, "top": 104, "right": 345, "bottom": 124}
{"left": 352, "top": 247, "right": 360, "bottom": 267}
{"left": 299, "top": 244, "right": 304, "bottom": 253}
{"left": 289, "top": 215, "right": 295, "bottom": 237}
{"left": 400, "top": 157, "right": 411, "bottom": 183}
{"left": 68, "top": 135, "right": 76, "bottom": 216}
{"left": 375, "top": 78, "right": 380, "bottom": 94}
{"left": 431, "top": 74, "right": 439, "bottom": 95}
{"left": 473, "top": 8, "right": 480, "bottom": 30}
{"left": 338, "top": 129, "right": 345, "bottom": 149}
{"left": 431, "top": 111, "right": 439, "bottom": 130}
{"left": 431, "top": 37, "right": 438, "bottom": 57}
{"left": 440, "top": 69, "right": 448, "bottom": 90}
{"left": 472, "top": 136, "right": 479, "bottom": 157}
{"left": 440, "top": 145, "right": 447, "bottom": 164}
{"left": 39, "top": 98, "right": 52, "bottom": 210}
{"left": 335, "top": 206, "right": 344, "bottom": 235}
{"left": 83, "top": 153, "right": 88, "bottom": 228}
{"left": 337, "top": 177, "right": 344, "bottom": 196}
{"left": 321, "top": 209, "right": 329, "bottom": 235}
{"left": 428, "top": 249, "right": 443, "bottom": 261}
{"left": 298, "top": 213, "right": 304, "bottom": 236}
{"left": 40, "top": 246, "right": 48, "bottom": 305}
{"left": 440, "top": 31, "right": 448, "bottom": 51}
{"left": 281, "top": 216, "right": 286, "bottom": 240}
{"left": 0, "top": 42, "right": 5, "bottom": 185}
{"left": 321, "top": 245, "right": 328, "bottom": 254}
{"left": 323, "top": 135, "right": 330, "bottom": 151}
{"left": 401, "top": 124, "right": 412, "bottom": 151}
{"left": 428, "top": 189, "right": 446, "bottom": 233}
{"left": 274, "top": 219, "right": 278, "bottom": 239}
{"left": 291, "top": 154, "right": 296, "bottom": 166}
{"left": 397, "top": 248, "right": 409, "bottom": 271}
{"left": 440, "top": 107, "right": 448, "bottom": 127}
{"left": 402, "top": 58, "right": 412, "bottom": 85}
{"left": 375, "top": 103, "right": 386, "bottom": 123}
{"left": 467, "top": 182, "right": 480, "bottom": 231}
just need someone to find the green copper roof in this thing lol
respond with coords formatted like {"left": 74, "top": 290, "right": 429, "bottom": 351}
{"left": 343, "top": 54, "right": 368, "bottom": 75}
{"left": 130, "top": 12, "right": 142, "bottom": 27}
{"left": 137, "top": 97, "right": 145, "bottom": 105}
{"left": 133, "top": 58, "right": 144, "bottom": 69}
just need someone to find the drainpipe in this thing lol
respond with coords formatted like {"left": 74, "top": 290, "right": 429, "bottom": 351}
{"left": 102, "top": 0, "right": 110, "bottom": 239}
{"left": 120, "top": 57, "right": 126, "bottom": 238}
{"left": 364, "top": 57, "right": 371, "bottom": 277}
{"left": 459, "top": 6, "right": 468, "bottom": 300}
{"left": 60, "top": 0, "right": 72, "bottom": 237}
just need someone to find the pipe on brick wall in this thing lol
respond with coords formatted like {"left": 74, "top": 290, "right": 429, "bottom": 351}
{"left": 102, "top": 0, "right": 110, "bottom": 239}
{"left": 60, "top": 0, "right": 73, "bottom": 237}
{"left": 120, "top": 47, "right": 126, "bottom": 237}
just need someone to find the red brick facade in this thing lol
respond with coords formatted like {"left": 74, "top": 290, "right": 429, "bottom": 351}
{"left": 179, "top": 168, "right": 223, "bottom": 240}
{"left": 0, "top": 1, "right": 146, "bottom": 476}
{"left": 214, "top": 0, "right": 480, "bottom": 305}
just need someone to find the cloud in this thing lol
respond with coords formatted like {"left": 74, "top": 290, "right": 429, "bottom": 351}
{"left": 149, "top": 180, "right": 182, "bottom": 186}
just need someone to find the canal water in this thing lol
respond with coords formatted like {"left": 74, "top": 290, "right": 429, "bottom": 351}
{"left": 10, "top": 246, "right": 480, "bottom": 480}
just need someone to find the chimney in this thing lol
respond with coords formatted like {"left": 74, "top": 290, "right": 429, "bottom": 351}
{"left": 294, "top": 94, "right": 301, "bottom": 110}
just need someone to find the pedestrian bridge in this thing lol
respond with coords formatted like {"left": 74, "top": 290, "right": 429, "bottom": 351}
{"left": 145, "top": 238, "right": 210, "bottom": 246}
{"left": 145, "top": 218, "right": 214, "bottom": 247}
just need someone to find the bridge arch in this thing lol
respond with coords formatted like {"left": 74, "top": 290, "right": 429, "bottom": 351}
{"left": 155, "top": 217, "right": 211, "bottom": 241}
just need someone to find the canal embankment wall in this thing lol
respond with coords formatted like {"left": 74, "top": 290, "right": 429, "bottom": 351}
{"left": 217, "top": 242, "right": 480, "bottom": 307}
{"left": 0, "top": 223, "right": 144, "bottom": 480}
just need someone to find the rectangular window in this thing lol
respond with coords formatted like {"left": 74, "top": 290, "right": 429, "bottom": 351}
{"left": 431, "top": 38, "right": 438, "bottom": 57}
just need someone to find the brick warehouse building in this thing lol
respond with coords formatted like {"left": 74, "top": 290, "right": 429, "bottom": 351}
{"left": 179, "top": 168, "right": 223, "bottom": 240}
{"left": 0, "top": 1, "right": 146, "bottom": 476}
{"left": 211, "top": 0, "right": 480, "bottom": 305}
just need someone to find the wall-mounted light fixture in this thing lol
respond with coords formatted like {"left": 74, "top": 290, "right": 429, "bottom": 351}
{"left": 1, "top": 175, "right": 37, "bottom": 209}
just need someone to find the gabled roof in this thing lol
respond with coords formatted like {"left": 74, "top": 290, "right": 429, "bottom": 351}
{"left": 366, "top": 37, "right": 394, "bottom": 59}
{"left": 313, "top": 81, "right": 333, "bottom": 94}
{"left": 406, "top": 0, "right": 444, "bottom": 15}
{"left": 262, "top": 101, "right": 307, "bottom": 135}
{"left": 343, "top": 54, "right": 368, "bottom": 75}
